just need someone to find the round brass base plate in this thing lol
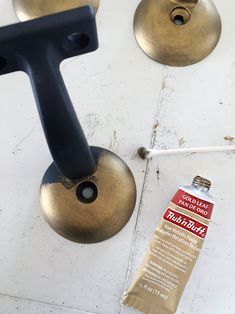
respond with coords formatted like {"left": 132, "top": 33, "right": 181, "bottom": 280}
{"left": 134, "top": 0, "right": 222, "bottom": 66}
{"left": 40, "top": 147, "right": 137, "bottom": 243}
{"left": 13, "top": 0, "right": 100, "bottom": 21}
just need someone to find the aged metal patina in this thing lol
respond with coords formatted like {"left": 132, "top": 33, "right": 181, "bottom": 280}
{"left": 134, "top": 0, "right": 222, "bottom": 66}
{"left": 13, "top": 0, "right": 99, "bottom": 21}
{"left": 41, "top": 148, "right": 136, "bottom": 244}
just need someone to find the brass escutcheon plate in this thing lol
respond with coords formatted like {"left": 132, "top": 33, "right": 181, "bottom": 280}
{"left": 40, "top": 147, "right": 137, "bottom": 243}
{"left": 134, "top": 0, "right": 222, "bottom": 66}
{"left": 13, "top": 0, "right": 100, "bottom": 21}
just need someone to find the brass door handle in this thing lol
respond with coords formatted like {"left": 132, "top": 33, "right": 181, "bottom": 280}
{"left": 0, "top": 6, "right": 136, "bottom": 243}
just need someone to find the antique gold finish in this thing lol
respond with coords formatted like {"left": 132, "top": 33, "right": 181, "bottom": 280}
{"left": 13, "top": 0, "right": 100, "bottom": 21}
{"left": 134, "top": 0, "right": 222, "bottom": 66}
{"left": 40, "top": 148, "right": 136, "bottom": 243}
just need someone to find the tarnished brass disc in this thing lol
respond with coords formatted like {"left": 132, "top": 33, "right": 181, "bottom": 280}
{"left": 13, "top": 0, "right": 100, "bottom": 21}
{"left": 134, "top": 0, "right": 222, "bottom": 66}
{"left": 40, "top": 147, "right": 136, "bottom": 243}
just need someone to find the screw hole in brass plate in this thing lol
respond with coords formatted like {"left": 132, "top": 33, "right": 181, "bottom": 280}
{"left": 170, "top": 7, "right": 191, "bottom": 25}
{"left": 76, "top": 181, "right": 98, "bottom": 204}
{"left": 174, "top": 15, "right": 184, "bottom": 25}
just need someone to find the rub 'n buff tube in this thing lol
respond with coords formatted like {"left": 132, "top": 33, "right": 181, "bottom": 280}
{"left": 122, "top": 176, "right": 215, "bottom": 314}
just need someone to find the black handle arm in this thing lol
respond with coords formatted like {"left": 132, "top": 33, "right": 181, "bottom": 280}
{"left": 26, "top": 46, "right": 96, "bottom": 179}
{"left": 0, "top": 7, "right": 99, "bottom": 180}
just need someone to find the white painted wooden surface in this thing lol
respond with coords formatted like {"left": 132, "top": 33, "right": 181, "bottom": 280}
{"left": 0, "top": 0, "right": 233, "bottom": 314}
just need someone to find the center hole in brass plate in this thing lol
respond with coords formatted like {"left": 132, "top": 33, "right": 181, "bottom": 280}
{"left": 76, "top": 181, "right": 98, "bottom": 204}
{"left": 170, "top": 7, "right": 191, "bottom": 25}
{"left": 174, "top": 15, "right": 185, "bottom": 25}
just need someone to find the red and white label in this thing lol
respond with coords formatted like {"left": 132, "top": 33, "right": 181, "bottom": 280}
{"left": 163, "top": 208, "right": 208, "bottom": 239}
{"left": 171, "top": 189, "right": 214, "bottom": 220}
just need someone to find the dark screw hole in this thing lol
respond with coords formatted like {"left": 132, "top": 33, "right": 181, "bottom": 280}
{"left": 0, "top": 57, "right": 7, "bottom": 70}
{"left": 76, "top": 181, "right": 98, "bottom": 204}
{"left": 174, "top": 15, "right": 185, "bottom": 25}
{"left": 64, "top": 33, "right": 90, "bottom": 51}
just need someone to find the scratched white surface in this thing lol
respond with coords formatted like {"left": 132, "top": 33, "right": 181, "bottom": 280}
{"left": 0, "top": 0, "right": 233, "bottom": 314}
